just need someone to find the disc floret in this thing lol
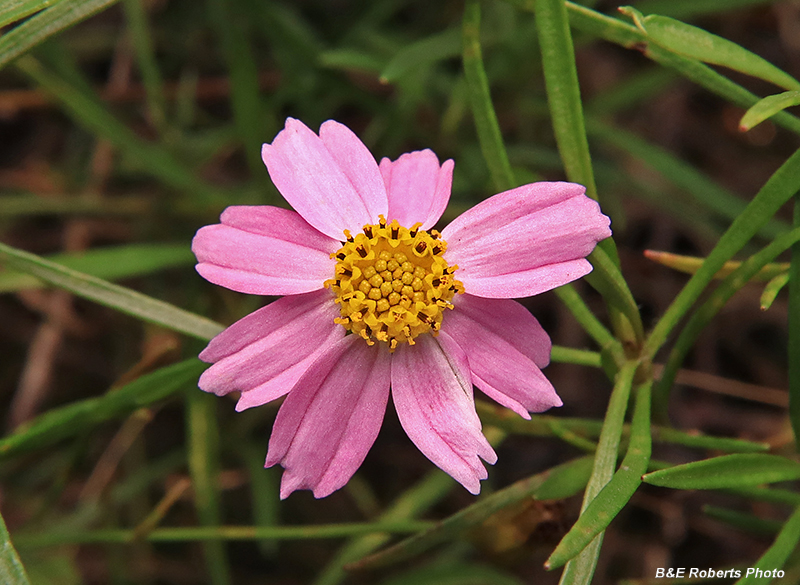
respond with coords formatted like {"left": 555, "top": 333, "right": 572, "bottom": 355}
{"left": 325, "top": 216, "right": 464, "bottom": 350}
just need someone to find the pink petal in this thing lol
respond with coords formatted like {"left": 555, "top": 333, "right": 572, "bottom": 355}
{"left": 197, "top": 290, "right": 344, "bottom": 411}
{"left": 193, "top": 206, "right": 338, "bottom": 296}
{"left": 391, "top": 333, "right": 496, "bottom": 494}
{"left": 380, "top": 150, "right": 454, "bottom": 229}
{"left": 442, "top": 294, "right": 561, "bottom": 419}
{"left": 441, "top": 182, "right": 611, "bottom": 298}
{"left": 266, "top": 336, "right": 391, "bottom": 499}
{"left": 261, "top": 118, "right": 388, "bottom": 240}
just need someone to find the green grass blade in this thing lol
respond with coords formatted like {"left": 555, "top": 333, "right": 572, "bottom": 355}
{"left": 645, "top": 147, "right": 800, "bottom": 359}
{"left": 546, "top": 380, "right": 651, "bottom": 569}
{"left": 0, "top": 0, "right": 63, "bottom": 28}
{"left": 0, "top": 243, "right": 194, "bottom": 292}
{"left": 187, "top": 391, "right": 231, "bottom": 585}
{"left": 314, "top": 472, "right": 454, "bottom": 585}
{"left": 557, "top": 360, "right": 637, "bottom": 585}
{"left": 620, "top": 8, "right": 800, "bottom": 92}
{"left": 462, "top": 0, "right": 515, "bottom": 193}
{"left": 122, "top": 0, "right": 167, "bottom": 132}
{"left": 762, "top": 272, "right": 790, "bottom": 311}
{"left": 643, "top": 454, "right": 800, "bottom": 490}
{"left": 381, "top": 27, "right": 461, "bottom": 83}
{"left": 740, "top": 91, "right": 800, "bottom": 131}
{"left": 654, "top": 227, "right": 800, "bottom": 412}
{"left": 0, "top": 509, "right": 31, "bottom": 585}
{"left": 0, "top": 359, "right": 205, "bottom": 459}
{"left": 534, "top": 0, "right": 597, "bottom": 200}
{"left": 552, "top": 285, "right": 620, "bottom": 356}
{"left": 207, "top": 0, "right": 265, "bottom": 179}
{"left": 0, "top": 0, "right": 118, "bottom": 71}
{"left": 15, "top": 56, "right": 225, "bottom": 206}
{"left": 348, "top": 457, "right": 594, "bottom": 571}
{"left": 550, "top": 346, "right": 602, "bottom": 368}
{"left": 634, "top": 0, "right": 773, "bottom": 20}
{"left": 790, "top": 199, "right": 800, "bottom": 448}
{"left": 735, "top": 505, "right": 800, "bottom": 585}
{"left": 0, "top": 241, "right": 224, "bottom": 341}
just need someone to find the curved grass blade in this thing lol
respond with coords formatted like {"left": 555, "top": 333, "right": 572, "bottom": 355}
{"left": 654, "top": 227, "right": 800, "bottom": 405}
{"left": 735, "top": 505, "right": 800, "bottom": 585}
{"left": 557, "top": 361, "right": 637, "bottom": 585}
{"left": 348, "top": 456, "right": 594, "bottom": 571}
{"left": 0, "top": 0, "right": 119, "bottom": 72}
{"left": 741, "top": 91, "right": 800, "bottom": 131}
{"left": 762, "top": 272, "right": 790, "bottom": 310}
{"left": 0, "top": 243, "right": 194, "bottom": 292}
{"left": 643, "top": 454, "right": 800, "bottom": 490}
{"left": 0, "top": 509, "right": 30, "bottom": 585}
{"left": 546, "top": 381, "right": 651, "bottom": 570}
{"left": 643, "top": 250, "right": 788, "bottom": 281}
{"left": 0, "top": 359, "right": 205, "bottom": 459}
{"left": 462, "top": 0, "right": 515, "bottom": 193}
{"left": 381, "top": 27, "right": 462, "bottom": 83}
{"left": 619, "top": 7, "right": 800, "bottom": 92}
{"left": 645, "top": 147, "right": 800, "bottom": 360}
{"left": 0, "top": 0, "right": 62, "bottom": 29}
{"left": 0, "top": 241, "right": 224, "bottom": 341}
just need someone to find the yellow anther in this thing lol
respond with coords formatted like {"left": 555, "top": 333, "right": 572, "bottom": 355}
{"left": 324, "top": 218, "right": 464, "bottom": 350}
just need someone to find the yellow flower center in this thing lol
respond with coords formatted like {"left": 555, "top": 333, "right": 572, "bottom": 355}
{"left": 324, "top": 216, "right": 464, "bottom": 350}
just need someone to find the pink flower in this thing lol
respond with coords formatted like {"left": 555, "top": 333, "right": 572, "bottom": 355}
{"left": 192, "top": 118, "right": 611, "bottom": 498}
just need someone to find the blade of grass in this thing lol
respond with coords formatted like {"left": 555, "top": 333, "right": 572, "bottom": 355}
{"left": 14, "top": 521, "right": 436, "bottom": 548}
{"left": 551, "top": 345, "right": 602, "bottom": 368}
{"left": 206, "top": 0, "right": 265, "bottom": 180}
{"left": 655, "top": 227, "right": 800, "bottom": 412}
{"left": 553, "top": 285, "right": 622, "bottom": 359}
{"left": 635, "top": 0, "right": 773, "bottom": 20}
{"left": 348, "top": 456, "right": 594, "bottom": 570}
{"left": 735, "top": 505, "right": 800, "bottom": 585}
{"left": 122, "top": 0, "right": 167, "bottom": 132}
{"left": 557, "top": 360, "right": 637, "bottom": 585}
{"left": 314, "top": 472, "right": 454, "bottom": 585}
{"left": 645, "top": 147, "right": 800, "bottom": 362}
{"left": 740, "top": 91, "right": 800, "bottom": 131}
{"left": 546, "top": 380, "right": 651, "bottom": 569}
{"left": 462, "top": 0, "right": 515, "bottom": 193}
{"left": 790, "top": 199, "right": 800, "bottom": 447}
{"left": 0, "top": 509, "right": 31, "bottom": 585}
{"left": 15, "top": 56, "right": 227, "bottom": 207}
{"left": 0, "top": 241, "right": 224, "bottom": 341}
{"left": 0, "top": 359, "right": 205, "bottom": 459}
{"left": 0, "top": 0, "right": 63, "bottom": 28}
{"left": 0, "top": 243, "right": 194, "bottom": 292}
{"left": 643, "top": 454, "right": 800, "bottom": 489}
{"left": 186, "top": 391, "right": 231, "bottom": 585}
{"left": 0, "top": 0, "right": 118, "bottom": 71}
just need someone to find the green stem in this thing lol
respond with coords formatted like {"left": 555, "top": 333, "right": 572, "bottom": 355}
{"left": 790, "top": 198, "right": 800, "bottom": 448}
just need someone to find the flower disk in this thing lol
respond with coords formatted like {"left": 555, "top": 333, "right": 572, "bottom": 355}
{"left": 325, "top": 216, "right": 464, "bottom": 350}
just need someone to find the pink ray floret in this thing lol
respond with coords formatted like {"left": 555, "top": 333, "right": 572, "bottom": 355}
{"left": 192, "top": 118, "right": 611, "bottom": 498}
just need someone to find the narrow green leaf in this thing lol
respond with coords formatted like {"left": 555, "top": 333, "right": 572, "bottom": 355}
{"left": 552, "top": 285, "right": 621, "bottom": 357}
{"left": 0, "top": 0, "right": 118, "bottom": 71}
{"left": 619, "top": 8, "right": 800, "bottom": 92}
{"left": 741, "top": 91, "right": 800, "bottom": 131}
{"left": 462, "top": 0, "right": 515, "bottom": 193}
{"left": 547, "top": 382, "right": 651, "bottom": 569}
{"left": 557, "top": 361, "right": 637, "bottom": 585}
{"left": 0, "top": 359, "right": 205, "bottom": 459}
{"left": 0, "top": 0, "right": 63, "bottom": 28}
{"left": 644, "top": 250, "right": 788, "bottom": 281}
{"left": 635, "top": 0, "right": 774, "bottom": 20}
{"left": 319, "top": 49, "right": 384, "bottom": 74}
{"left": 0, "top": 243, "right": 194, "bottom": 292}
{"left": 550, "top": 346, "right": 602, "bottom": 368}
{"left": 0, "top": 241, "right": 224, "bottom": 341}
{"left": 703, "top": 506, "right": 782, "bottom": 537}
{"left": 533, "top": 456, "right": 595, "bottom": 501}
{"left": 735, "top": 505, "right": 800, "bottom": 585}
{"left": 646, "top": 147, "right": 800, "bottom": 359}
{"left": 654, "top": 227, "right": 800, "bottom": 407}
{"left": 789, "top": 198, "right": 800, "bottom": 449}
{"left": 534, "top": 0, "right": 597, "bottom": 200}
{"left": 315, "top": 472, "right": 454, "bottom": 585}
{"left": 15, "top": 56, "right": 225, "bottom": 205}
{"left": 761, "top": 272, "right": 790, "bottom": 310}
{"left": 187, "top": 391, "right": 231, "bottom": 585}
{"left": 381, "top": 27, "right": 461, "bottom": 83}
{"left": 349, "top": 457, "right": 594, "bottom": 570}
{"left": 643, "top": 454, "right": 800, "bottom": 490}
{"left": 0, "top": 508, "right": 31, "bottom": 585}
{"left": 122, "top": 0, "right": 167, "bottom": 132}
